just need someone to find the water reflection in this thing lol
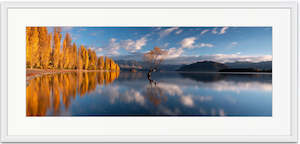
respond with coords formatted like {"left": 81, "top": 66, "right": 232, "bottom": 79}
{"left": 26, "top": 72, "right": 272, "bottom": 116}
{"left": 26, "top": 71, "right": 119, "bottom": 116}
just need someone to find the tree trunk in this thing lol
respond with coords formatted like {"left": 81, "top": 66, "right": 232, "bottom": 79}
{"left": 147, "top": 68, "right": 157, "bottom": 85}
{"left": 147, "top": 69, "right": 152, "bottom": 80}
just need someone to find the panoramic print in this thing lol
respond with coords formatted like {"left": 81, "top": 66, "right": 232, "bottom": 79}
{"left": 26, "top": 27, "right": 272, "bottom": 116}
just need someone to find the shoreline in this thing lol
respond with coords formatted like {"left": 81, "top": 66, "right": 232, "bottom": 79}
{"left": 26, "top": 69, "right": 272, "bottom": 82}
{"left": 26, "top": 69, "right": 117, "bottom": 82}
{"left": 172, "top": 71, "right": 272, "bottom": 75}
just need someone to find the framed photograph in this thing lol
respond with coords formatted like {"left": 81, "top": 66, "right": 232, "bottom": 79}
{"left": 0, "top": 1, "right": 298, "bottom": 143}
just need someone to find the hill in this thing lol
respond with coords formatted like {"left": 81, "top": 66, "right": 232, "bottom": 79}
{"left": 225, "top": 61, "right": 272, "bottom": 70}
{"left": 177, "top": 61, "right": 228, "bottom": 72}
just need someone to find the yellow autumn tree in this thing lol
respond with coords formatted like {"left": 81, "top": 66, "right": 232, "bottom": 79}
{"left": 26, "top": 27, "right": 32, "bottom": 68}
{"left": 30, "top": 27, "right": 40, "bottom": 68}
{"left": 104, "top": 56, "right": 111, "bottom": 70}
{"left": 97, "top": 56, "right": 104, "bottom": 70}
{"left": 39, "top": 27, "right": 51, "bottom": 69}
{"left": 110, "top": 59, "right": 116, "bottom": 71}
{"left": 47, "top": 33, "right": 52, "bottom": 68}
{"left": 78, "top": 46, "right": 83, "bottom": 70}
{"left": 63, "top": 33, "right": 72, "bottom": 69}
{"left": 26, "top": 27, "right": 121, "bottom": 71}
{"left": 88, "top": 48, "right": 97, "bottom": 70}
{"left": 53, "top": 27, "right": 62, "bottom": 69}
{"left": 70, "top": 43, "right": 77, "bottom": 69}
{"left": 80, "top": 45, "right": 89, "bottom": 70}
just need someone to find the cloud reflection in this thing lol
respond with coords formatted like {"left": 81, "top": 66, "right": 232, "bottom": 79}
{"left": 27, "top": 72, "right": 272, "bottom": 116}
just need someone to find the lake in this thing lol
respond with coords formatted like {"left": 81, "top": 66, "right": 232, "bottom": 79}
{"left": 26, "top": 71, "right": 272, "bottom": 116}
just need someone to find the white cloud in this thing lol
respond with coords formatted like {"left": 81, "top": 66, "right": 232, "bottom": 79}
{"left": 155, "top": 27, "right": 162, "bottom": 31}
{"left": 163, "top": 54, "right": 272, "bottom": 64}
{"left": 219, "top": 109, "right": 226, "bottom": 116}
{"left": 211, "top": 27, "right": 230, "bottom": 35}
{"left": 97, "top": 38, "right": 120, "bottom": 56}
{"left": 181, "top": 37, "right": 196, "bottom": 48}
{"left": 121, "top": 37, "right": 147, "bottom": 53}
{"left": 164, "top": 48, "right": 184, "bottom": 59}
{"left": 162, "top": 43, "right": 169, "bottom": 49}
{"left": 211, "top": 54, "right": 272, "bottom": 63}
{"left": 103, "top": 87, "right": 145, "bottom": 106}
{"left": 157, "top": 82, "right": 183, "bottom": 96}
{"left": 206, "top": 80, "right": 272, "bottom": 93}
{"left": 211, "top": 28, "right": 218, "bottom": 34}
{"left": 229, "top": 42, "right": 238, "bottom": 48}
{"left": 158, "top": 37, "right": 215, "bottom": 60}
{"left": 181, "top": 95, "right": 194, "bottom": 107}
{"left": 96, "top": 48, "right": 103, "bottom": 52}
{"left": 219, "top": 27, "right": 229, "bottom": 34}
{"left": 180, "top": 37, "right": 214, "bottom": 49}
{"left": 135, "top": 37, "right": 147, "bottom": 50}
{"left": 123, "top": 89, "right": 145, "bottom": 105}
{"left": 200, "top": 29, "right": 209, "bottom": 35}
{"left": 159, "top": 27, "right": 179, "bottom": 38}
{"left": 87, "top": 46, "right": 102, "bottom": 54}
{"left": 196, "top": 43, "right": 214, "bottom": 48}
{"left": 107, "top": 38, "right": 121, "bottom": 55}
{"left": 87, "top": 47, "right": 96, "bottom": 50}
{"left": 104, "top": 86, "right": 120, "bottom": 104}
{"left": 175, "top": 29, "right": 183, "bottom": 35}
{"left": 232, "top": 42, "right": 238, "bottom": 45}
{"left": 197, "top": 96, "right": 213, "bottom": 102}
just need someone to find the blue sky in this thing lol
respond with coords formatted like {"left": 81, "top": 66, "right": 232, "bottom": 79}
{"left": 49, "top": 27, "right": 272, "bottom": 65}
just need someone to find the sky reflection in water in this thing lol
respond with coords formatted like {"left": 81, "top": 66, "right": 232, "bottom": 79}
{"left": 26, "top": 72, "right": 272, "bottom": 116}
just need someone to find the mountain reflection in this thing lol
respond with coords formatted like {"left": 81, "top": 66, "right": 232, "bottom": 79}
{"left": 26, "top": 71, "right": 119, "bottom": 116}
{"left": 26, "top": 72, "right": 272, "bottom": 116}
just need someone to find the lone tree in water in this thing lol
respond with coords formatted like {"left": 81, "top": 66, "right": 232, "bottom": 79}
{"left": 143, "top": 46, "right": 167, "bottom": 83}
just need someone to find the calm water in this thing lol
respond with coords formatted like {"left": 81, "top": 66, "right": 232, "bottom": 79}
{"left": 26, "top": 71, "right": 272, "bottom": 116}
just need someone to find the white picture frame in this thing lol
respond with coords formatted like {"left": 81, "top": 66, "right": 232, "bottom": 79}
{"left": 0, "top": 1, "right": 298, "bottom": 143}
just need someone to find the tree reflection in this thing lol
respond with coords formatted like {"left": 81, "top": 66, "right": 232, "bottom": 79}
{"left": 144, "top": 81, "right": 167, "bottom": 106}
{"left": 26, "top": 71, "right": 119, "bottom": 116}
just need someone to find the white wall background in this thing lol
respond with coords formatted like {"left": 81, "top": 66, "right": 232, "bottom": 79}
{"left": 0, "top": 0, "right": 298, "bottom": 144}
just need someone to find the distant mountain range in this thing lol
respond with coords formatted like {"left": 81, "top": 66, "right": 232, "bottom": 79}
{"left": 225, "top": 61, "right": 272, "bottom": 70}
{"left": 115, "top": 60, "right": 272, "bottom": 72}
{"left": 177, "top": 61, "right": 228, "bottom": 72}
{"left": 116, "top": 60, "right": 182, "bottom": 71}
{"left": 178, "top": 61, "right": 272, "bottom": 72}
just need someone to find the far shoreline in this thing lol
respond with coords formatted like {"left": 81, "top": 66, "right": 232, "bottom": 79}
{"left": 173, "top": 71, "right": 272, "bottom": 75}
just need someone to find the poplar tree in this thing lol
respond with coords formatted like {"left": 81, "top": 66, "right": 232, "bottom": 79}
{"left": 78, "top": 46, "right": 83, "bottom": 70}
{"left": 97, "top": 56, "right": 104, "bottom": 70}
{"left": 104, "top": 56, "right": 111, "bottom": 70}
{"left": 26, "top": 27, "right": 121, "bottom": 71}
{"left": 30, "top": 27, "right": 40, "bottom": 68}
{"left": 53, "top": 27, "right": 62, "bottom": 69}
{"left": 39, "top": 27, "right": 50, "bottom": 69}
{"left": 80, "top": 45, "right": 89, "bottom": 70}
{"left": 26, "top": 27, "right": 32, "bottom": 68}
{"left": 71, "top": 43, "right": 77, "bottom": 69}
{"left": 63, "top": 33, "right": 72, "bottom": 69}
